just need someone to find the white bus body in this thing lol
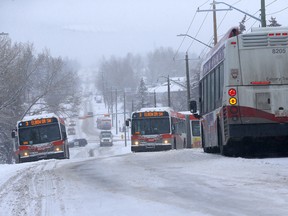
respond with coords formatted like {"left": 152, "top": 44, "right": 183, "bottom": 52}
{"left": 194, "top": 27, "right": 288, "bottom": 156}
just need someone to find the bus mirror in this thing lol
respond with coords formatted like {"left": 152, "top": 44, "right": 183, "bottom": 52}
{"left": 190, "top": 101, "right": 197, "bottom": 114}
{"left": 125, "top": 119, "right": 130, "bottom": 127}
{"left": 11, "top": 130, "right": 16, "bottom": 138}
{"left": 62, "top": 131, "right": 67, "bottom": 140}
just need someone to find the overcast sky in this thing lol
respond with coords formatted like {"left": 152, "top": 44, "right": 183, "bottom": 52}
{"left": 0, "top": 0, "right": 287, "bottom": 67}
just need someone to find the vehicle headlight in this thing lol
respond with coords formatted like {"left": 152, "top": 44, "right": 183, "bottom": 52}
{"left": 133, "top": 140, "right": 139, "bottom": 145}
{"left": 163, "top": 139, "right": 170, "bottom": 144}
{"left": 54, "top": 146, "right": 63, "bottom": 152}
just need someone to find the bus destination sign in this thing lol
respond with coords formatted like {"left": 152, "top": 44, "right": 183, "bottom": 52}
{"left": 133, "top": 111, "right": 169, "bottom": 118}
{"left": 18, "top": 117, "right": 57, "bottom": 128}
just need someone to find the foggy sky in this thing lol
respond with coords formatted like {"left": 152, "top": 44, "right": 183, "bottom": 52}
{"left": 0, "top": 0, "right": 287, "bottom": 67}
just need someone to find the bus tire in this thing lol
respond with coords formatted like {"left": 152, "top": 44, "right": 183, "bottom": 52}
{"left": 218, "top": 122, "right": 227, "bottom": 156}
{"left": 174, "top": 137, "right": 177, "bottom": 149}
{"left": 201, "top": 126, "right": 208, "bottom": 153}
{"left": 65, "top": 145, "right": 70, "bottom": 159}
{"left": 17, "top": 156, "right": 22, "bottom": 164}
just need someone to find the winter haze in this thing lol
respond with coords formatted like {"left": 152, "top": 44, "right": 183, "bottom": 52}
{"left": 0, "top": 0, "right": 287, "bottom": 66}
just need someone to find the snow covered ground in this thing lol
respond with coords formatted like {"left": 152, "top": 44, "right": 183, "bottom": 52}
{"left": 1, "top": 74, "right": 288, "bottom": 216}
{"left": 1, "top": 141, "right": 288, "bottom": 216}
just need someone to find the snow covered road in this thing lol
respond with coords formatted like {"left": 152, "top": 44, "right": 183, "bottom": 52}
{"left": 1, "top": 145, "right": 288, "bottom": 216}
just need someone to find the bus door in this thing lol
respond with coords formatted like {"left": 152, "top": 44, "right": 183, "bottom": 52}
{"left": 190, "top": 120, "right": 202, "bottom": 148}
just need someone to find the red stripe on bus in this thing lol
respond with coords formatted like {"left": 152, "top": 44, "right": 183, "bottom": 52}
{"left": 227, "top": 106, "right": 288, "bottom": 122}
{"left": 52, "top": 140, "right": 64, "bottom": 146}
{"left": 19, "top": 145, "right": 29, "bottom": 150}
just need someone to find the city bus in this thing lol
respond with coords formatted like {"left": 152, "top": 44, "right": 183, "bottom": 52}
{"left": 129, "top": 107, "right": 187, "bottom": 152}
{"left": 179, "top": 111, "right": 202, "bottom": 148}
{"left": 190, "top": 26, "right": 288, "bottom": 156}
{"left": 97, "top": 115, "right": 112, "bottom": 130}
{"left": 12, "top": 113, "right": 70, "bottom": 163}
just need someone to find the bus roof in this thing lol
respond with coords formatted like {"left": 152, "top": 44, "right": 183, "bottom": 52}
{"left": 133, "top": 107, "right": 186, "bottom": 119}
{"left": 138, "top": 107, "right": 173, "bottom": 113}
{"left": 20, "top": 113, "right": 61, "bottom": 123}
{"left": 251, "top": 26, "right": 288, "bottom": 33}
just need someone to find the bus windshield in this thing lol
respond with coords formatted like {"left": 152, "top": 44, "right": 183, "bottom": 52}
{"left": 18, "top": 123, "right": 61, "bottom": 145}
{"left": 132, "top": 118, "right": 170, "bottom": 135}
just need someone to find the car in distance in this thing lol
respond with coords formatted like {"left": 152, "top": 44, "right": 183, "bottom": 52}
{"left": 75, "top": 138, "right": 88, "bottom": 147}
{"left": 87, "top": 112, "right": 94, "bottom": 117}
{"left": 68, "top": 138, "right": 88, "bottom": 147}
{"left": 99, "top": 131, "right": 113, "bottom": 147}
{"left": 69, "top": 120, "right": 76, "bottom": 126}
{"left": 68, "top": 127, "right": 76, "bottom": 135}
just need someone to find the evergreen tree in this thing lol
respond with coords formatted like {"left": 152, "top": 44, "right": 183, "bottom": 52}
{"left": 135, "top": 78, "right": 148, "bottom": 110}
{"left": 268, "top": 17, "right": 281, "bottom": 27}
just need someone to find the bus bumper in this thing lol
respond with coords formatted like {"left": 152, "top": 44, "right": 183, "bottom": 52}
{"left": 19, "top": 151, "right": 65, "bottom": 163}
{"left": 229, "top": 123, "right": 288, "bottom": 138}
{"left": 132, "top": 144, "right": 172, "bottom": 152}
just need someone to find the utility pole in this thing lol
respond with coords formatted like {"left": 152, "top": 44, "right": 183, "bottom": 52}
{"left": 261, "top": 0, "right": 266, "bottom": 27}
{"left": 154, "top": 90, "right": 156, "bottom": 107}
{"left": 115, "top": 89, "right": 118, "bottom": 135}
{"left": 213, "top": 0, "right": 218, "bottom": 45}
{"left": 185, "top": 52, "right": 191, "bottom": 111}
{"left": 167, "top": 75, "right": 171, "bottom": 107}
{"left": 123, "top": 91, "right": 127, "bottom": 147}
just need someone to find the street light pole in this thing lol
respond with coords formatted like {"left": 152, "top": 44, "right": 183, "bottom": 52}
{"left": 158, "top": 75, "right": 171, "bottom": 107}
{"left": 177, "top": 34, "right": 212, "bottom": 48}
{"left": 177, "top": 34, "right": 207, "bottom": 110}
{"left": 211, "top": 1, "right": 262, "bottom": 24}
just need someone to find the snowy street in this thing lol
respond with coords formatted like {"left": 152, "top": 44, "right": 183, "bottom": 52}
{"left": 1, "top": 76, "right": 288, "bottom": 216}
{"left": 0, "top": 1, "right": 288, "bottom": 215}
{"left": 0, "top": 142, "right": 288, "bottom": 216}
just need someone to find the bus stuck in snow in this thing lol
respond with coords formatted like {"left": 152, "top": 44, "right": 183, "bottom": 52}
{"left": 12, "top": 113, "right": 70, "bottom": 163}
{"left": 190, "top": 27, "right": 288, "bottom": 157}
{"left": 127, "top": 107, "right": 201, "bottom": 152}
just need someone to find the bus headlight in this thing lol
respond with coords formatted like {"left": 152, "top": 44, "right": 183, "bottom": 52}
{"left": 23, "top": 152, "right": 29, "bottom": 156}
{"left": 163, "top": 139, "right": 170, "bottom": 144}
{"left": 133, "top": 141, "right": 139, "bottom": 146}
{"left": 54, "top": 146, "right": 63, "bottom": 152}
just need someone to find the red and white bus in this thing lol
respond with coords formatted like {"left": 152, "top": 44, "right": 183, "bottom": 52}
{"left": 129, "top": 107, "right": 187, "bottom": 152}
{"left": 179, "top": 112, "right": 202, "bottom": 148}
{"left": 12, "top": 113, "right": 70, "bottom": 163}
{"left": 97, "top": 115, "right": 112, "bottom": 130}
{"left": 190, "top": 27, "right": 288, "bottom": 156}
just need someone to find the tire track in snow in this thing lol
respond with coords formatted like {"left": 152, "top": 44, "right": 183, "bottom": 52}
{"left": 0, "top": 160, "right": 67, "bottom": 216}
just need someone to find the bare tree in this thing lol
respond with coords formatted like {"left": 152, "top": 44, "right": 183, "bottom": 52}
{"left": 0, "top": 37, "right": 80, "bottom": 164}
{"left": 239, "top": 15, "right": 246, "bottom": 33}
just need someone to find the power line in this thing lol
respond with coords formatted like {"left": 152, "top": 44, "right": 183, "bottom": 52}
{"left": 192, "top": 0, "right": 242, "bottom": 57}
{"left": 267, "top": 6, "right": 288, "bottom": 15}
{"left": 246, "top": 0, "right": 279, "bottom": 30}
{"left": 174, "top": 11, "right": 197, "bottom": 60}
{"left": 187, "top": 4, "right": 212, "bottom": 52}
{"left": 266, "top": 0, "right": 278, "bottom": 7}
{"left": 174, "top": 0, "right": 210, "bottom": 60}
